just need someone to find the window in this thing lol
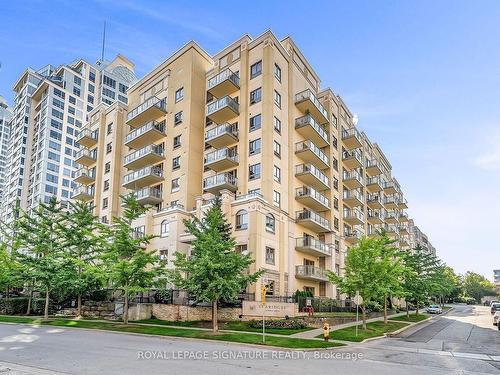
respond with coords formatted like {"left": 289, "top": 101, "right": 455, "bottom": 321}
{"left": 106, "top": 142, "right": 112, "bottom": 154}
{"left": 172, "top": 156, "right": 180, "bottom": 170}
{"left": 101, "top": 216, "right": 108, "bottom": 224}
{"left": 103, "top": 179, "right": 109, "bottom": 191}
{"left": 273, "top": 165, "right": 281, "bottom": 183}
{"left": 249, "top": 114, "right": 261, "bottom": 132}
{"left": 174, "top": 111, "right": 183, "bottom": 125}
{"left": 273, "top": 190, "right": 281, "bottom": 207}
{"left": 235, "top": 244, "right": 248, "bottom": 254}
{"left": 175, "top": 87, "right": 184, "bottom": 102}
{"left": 265, "top": 247, "right": 275, "bottom": 265}
{"left": 103, "top": 75, "right": 116, "bottom": 88}
{"left": 171, "top": 177, "right": 180, "bottom": 192}
{"left": 235, "top": 210, "right": 248, "bottom": 230}
{"left": 249, "top": 138, "right": 261, "bottom": 155}
{"left": 102, "top": 198, "right": 108, "bottom": 209}
{"left": 250, "top": 61, "right": 262, "bottom": 79}
{"left": 265, "top": 214, "right": 275, "bottom": 233}
{"left": 89, "top": 71, "right": 96, "bottom": 83}
{"left": 73, "top": 87, "right": 81, "bottom": 97}
{"left": 173, "top": 135, "right": 181, "bottom": 149}
{"left": 273, "top": 116, "right": 281, "bottom": 134}
{"left": 119, "top": 83, "right": 127, "bottom": 94}
{"left": 107, "top": 123, "right": 113, "bottom": 135}
{"left": 159, "top": 249, "right": 168, "bottom": 261}
{"left": 249, "top": 163, "right": 261, "bottom": 180}
{"left": 74, "top": 75, "right": 82, "bottom": 85}
{"left": 273, "top": 141, "right": 281, "bottom": 158}
{"left": 104, "top": 162, "right": 110, "bottom": 173}
{"left": 250, "top": 88, "right": 262, "bottom": 105}
{"left": 274, "top": 90, "right": 281, "bottom": 108}
{"left": 274, "top": 63, "right": 281, "bottom": 82}
{"left": 160, "top": 220, "right": 170, "bottom": 237}
{"left": 266, "top": 280, "right": 275, "bottom": 295}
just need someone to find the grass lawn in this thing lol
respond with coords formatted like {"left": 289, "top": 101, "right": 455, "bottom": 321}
{"left": 311, "top": 312, "right": 357, "bottom": 318}
{"left": 317, "top": 321, "right": 409, "bottom": 342}
{"left": 442, "top": 306, "right": 452, "bottom": 311}
{"left": 389, "top": 314, "right": 430, "bottom": 323}
{"left": 0, "top": 316, "right": 341, "bottom": 349}
{"left": 0, "top": 315, "right": 42, "bottom": 324}
{"left": 134, "top": 318, "right": 313, "bottom": 335}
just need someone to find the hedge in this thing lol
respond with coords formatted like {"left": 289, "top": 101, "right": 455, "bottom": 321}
{"left": 0, "top": 297, "right": 55, "bottom": 315}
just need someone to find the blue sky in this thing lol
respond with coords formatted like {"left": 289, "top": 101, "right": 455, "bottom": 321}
{"left": 1, "top": 0, "right": 499, "bottom": 281}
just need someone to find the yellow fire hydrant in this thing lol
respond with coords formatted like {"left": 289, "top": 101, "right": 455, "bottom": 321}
{"left": 323, "top": 323, "right": 330, "bottom": 342}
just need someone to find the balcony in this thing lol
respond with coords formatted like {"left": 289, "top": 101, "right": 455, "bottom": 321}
{"left": 75, "top": 148, "right": 96, "bottom": 167}
{"left": 399, "top": 225, "right": 409, "bottom": 235}
{"left": 295, "top": 186, "right": 330, "bottom": 212}
{"left": 295, "top": 164, "right": 330, "bottom": 191}
{"left": 342, "top": 149, "right": 363, "bottom": 170}
{"left": 123, "top": 166, "right": 164, "bottom": 189}
{"left": 366, "top": 177, "right": 384, "bottom": 193}
{"left": 342, "top": 170, "right": 363, "bottom": 189}
{"left": 385, "top": 210, "right": 399, "bottom": 224}
{"left": 344, "top": 230, "right": 362, "bottom": 245}
{"left": 207, "top": 68, "right": 240, "bottom": 98}
{"left": 76, "top": 128, "right": 98, "bottom": 148}
{"left": 295, "top": 265, "right": 328, "bottom": 282}
{"left": 179, "top": 231, "right": 196, "bottom": 244}
{"left": 368, "top": 210, "right": 385, "bottom": 224}
{"left": 399, "top": 198, "right": 408, "bottom": 209}
{"left": 400, "top": 235, "right": 410, "bottom": 247}
{"left": 72, "top": 185, "right": 94, "bottom": 202}
{"left": 399, "top": 212, "right": 409, "bottom": 222}
{"left": 386, "top": 225, "right": 399, "bottom": 239}
{"left": 126, "top": 96, "right": 167, "bottom": 127}
{"left": 342, "top": 189, "right": 364, "bottom": 208}
{"left": 383, "top": 181, "right": 398, "bottom": 195}
{"left": 295, "top": 115, "right": 329, "bottom": 148}
{"left": 367, "top": 194, "right": 384, "bottom": 209}
{"left": 343, "top": 209, "right": 364, "bottom": 225}
{"left": 125, "top": 121, "right": 166, "bottom": 150}
{"left": 366, "top": 159, "right": 383, "bottom": 176}
{"left": 295, "top": 209, "right": 331, "bottom": 232}
{"left": 295, "top": 89, "right": 329, "bottom": 124}
{"left": 203, "top": 173, "right": 237, "bottom": 194}
{"left": 295, "top": 140, "right": 329, "bottom": 170}
{"left": 204, "top": 147, "right": 238, "bottom": 172}
{"left": 384, "top": 195, "right": 399, "bottom": 209}
{"left": 123, "top": 145, "right": 165, "bottom": 170}
{"left": 206, "top": 96, "right": 239, "bottom": 123}
{"left": 135, "top": 187, "right": 163, "bottom": 206}
{"left": 295, "top": 237, "right": 332, "bottom": 257}
{"left": 341, "top": 128, "right": 363, "bottom": 149}
{"left": 205, "top": 123, "right": 238, "bottom": 148}
{"left": 74, "top": 168, "right": 95, "bottom": 185}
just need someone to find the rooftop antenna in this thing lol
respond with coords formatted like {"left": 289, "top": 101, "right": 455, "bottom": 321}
{"left": 100, "top": 20, "right": 106, "bottom": 62}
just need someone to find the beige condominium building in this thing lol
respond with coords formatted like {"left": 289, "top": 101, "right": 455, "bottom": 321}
{"left": 74, "top": 31, "right": 422, "bottom": 300}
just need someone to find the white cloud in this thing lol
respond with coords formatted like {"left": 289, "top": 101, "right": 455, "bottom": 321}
{"left": 472, "top": 146, "right": 500, "bottom": 171}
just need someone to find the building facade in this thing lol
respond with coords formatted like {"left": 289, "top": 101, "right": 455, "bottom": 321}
{"left": 1, "top": 56, "right": 137, "bottom": 226}
{"left": 408, "top": 219, "right": 436, "bottom": 255}
{"left": 73, "top": 31, "right": 431, "bottom": 300}
{"left": 0, "top": 96, "right": 13, "bottom": 203}
{"left": 494, "top": 270, "right": 500, "bottom": 288}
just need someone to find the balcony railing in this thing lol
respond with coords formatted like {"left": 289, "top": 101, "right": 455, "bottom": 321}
{"left": 295, "top": 114, "right": 329, "bottom": 147}
{"left": 295, "top": 164, "right": 330, "bottom": 189}
{"left": 342, "top": 149, "right": 363, "bottom": 167}
{"left": 207, "top": 68, "right": 240, "bottom": 96}
{"left": 126, "top": 96, "right": 166, "bottom": 126}
{"left": 206, "top": 96, "right": 239, "bottom": 122}
{"left": 74, "top": 168, "right": 95, "bottom": 184}
{"left": 295, "top": 140, "right": 329, "bottom": 168}
{"left": 343, "top": 208, "right": 364, "bottom": 222}
{"left": 295, "top": 265, "right": 328, "bottom": 281}
{"left": 295, "top": 186, "right": 330, "bottom": 209}
{"left": 205, "top": 123, "right": 238, "bottom": 146}
{"left": 342, "top": 170, "right": 363, "bottom": 185}
{"left": 124, "top": 145, "right": 164, "bottom": 166}
{"left": 295, "top": 237, "right": 332, "bottom": 257}
{"left": 134, "top": 186, "right": 162, "bottom": 204}
{"left": 204, "top": 147, "right": 238, "bottom": 165}
{"left": 341, "top": 127, "right": 363, "bottom": 149}
{"left": 343, "top": 189, "right": 364, "bottom": 203}
{"left": 123, "top": 166, "right": 163, "bottom": 187}
{"left": 203, "top": 173, "right": 238, "bottom": 192}
{"left": 294, "top": 89, "right": 329, "bottom": 124}
{"left": 125, "top": 120, "right": 165, "bottom": 146}
{"left": 76, "top": 128, "right": 98, "bottom": 147}
{"left": 296, "top": 209, "right": 331, "bottom": 231}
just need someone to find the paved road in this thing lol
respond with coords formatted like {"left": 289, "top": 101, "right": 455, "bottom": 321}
{"left": 0, "top": 304, "right": 499, "bottom": 375}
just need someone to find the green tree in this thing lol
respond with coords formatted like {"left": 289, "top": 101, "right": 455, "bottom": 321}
{"left": 58, "top": 201, "right": 106, "bottom": 316}
{"left": 0, "top": 243, "right": 24, "bottom": 296}
{"left": 102, "top": 194, "right": 161, "bottom": 324}
{"left": 462, "top": 271, "right": 496, "bottom": 303}
{"left": 170, "top": 196, "right": 262, "bottom": 332}
{"left": 14, "top": 198, "right": 65, "bottom": 319}
{"left": 328, "top": 236, "right": 385, "bottom": 329}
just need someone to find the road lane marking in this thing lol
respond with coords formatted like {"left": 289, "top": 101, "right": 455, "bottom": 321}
{"left": 452, "top": 352, "right": 494, "bottom": 361}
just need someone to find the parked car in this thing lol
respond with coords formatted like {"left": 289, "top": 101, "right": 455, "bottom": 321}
{"left": 490, "top": 300, "right": 499, "bottom": 306}
{"left": 493, "top": 311, "right": 500, "bottom": 326}
{"left": 426, "top": 305, "right": 443, "bottom": 314}
{"left": 491, "top": 303, "right": 500, "bottom": 314}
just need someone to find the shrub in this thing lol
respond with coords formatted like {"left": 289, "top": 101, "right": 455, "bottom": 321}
{"left": 248, "top": 319, "right": 308, "bottom": 330}
{"left": 0, "top": 297, "right": 55, "bottom": 315}
{"left": 154, "top": 289, "right": 173, "bottom": 304}
{"left": 364, "top": 301, "right": 383, "bottom": 312}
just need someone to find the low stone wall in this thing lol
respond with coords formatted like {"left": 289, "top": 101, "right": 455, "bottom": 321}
{"left": 152, "top": 304, "right": 244, "bottom": 322}
{"left": 56, "top": 301, "right": 117, "bottom": 319}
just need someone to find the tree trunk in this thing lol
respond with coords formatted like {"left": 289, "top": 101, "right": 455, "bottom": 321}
{"left": 362, "top": 305, "right": 367, "bottom": 330}
{"left": 77, "top": 294, "right": 82, "bottom": 317}
{"left": 26, "top": 281, "right": 33, "bottom": 316}
{"left": 384, "top": 295, "right": 388, "bottom": 324}
{"left": 212, "top": 300, "right": 218, "bottom": 333}
{"left": 44, "top": 289, "right": 50, "bottom": 320}
{"left": 406, "top": 300, "right": 409, "bottom": 318}
{"left": 123, "top": 292, "right": 129, "bottom": 325}
{"left": 416, "top": 305, "right": 419, "bottom": 316}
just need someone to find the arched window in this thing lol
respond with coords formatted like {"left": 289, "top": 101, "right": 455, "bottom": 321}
{"left": 160, "top": 220, "right": 170, "bottom": 237}
{"left": 265, "top": 213, "right": 275, "bottom": 233}
{"left": 235, "top": 210, "right": 248, "bottom": 230}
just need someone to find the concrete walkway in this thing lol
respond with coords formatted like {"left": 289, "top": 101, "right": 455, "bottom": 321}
{"left": 290, "top": 310, "right": 419, "bottom": 339}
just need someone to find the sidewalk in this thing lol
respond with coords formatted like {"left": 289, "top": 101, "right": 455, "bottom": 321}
{"left": 290, "top": 310, "right": 416, "bottom": 339}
